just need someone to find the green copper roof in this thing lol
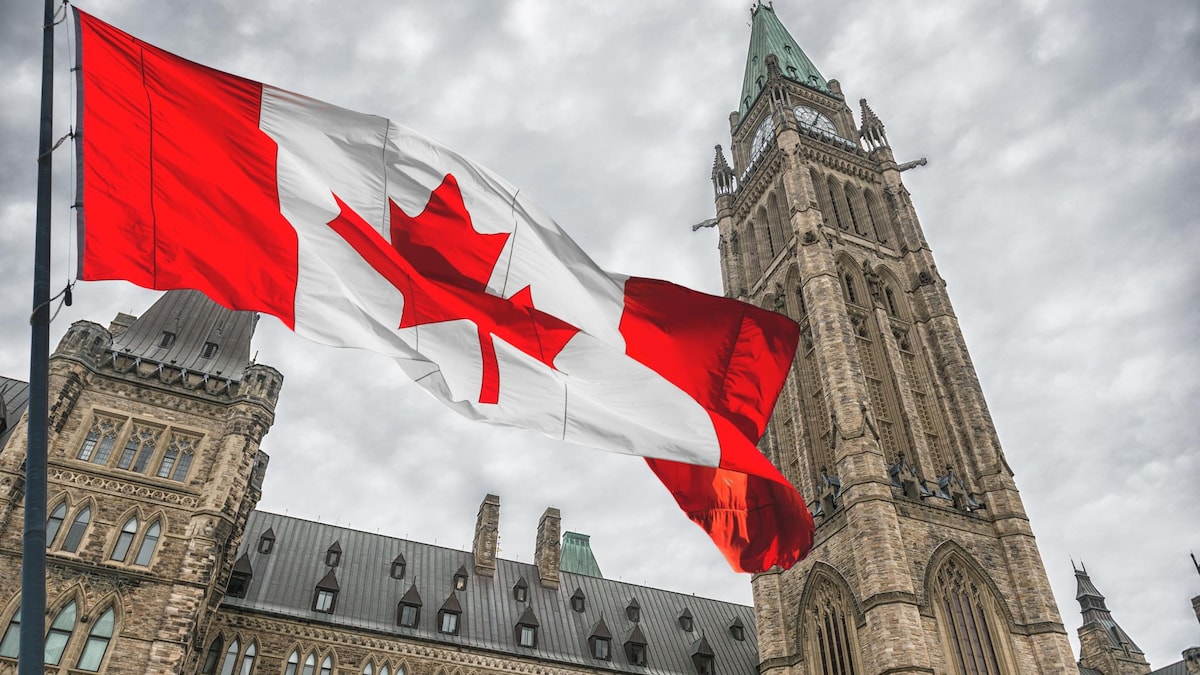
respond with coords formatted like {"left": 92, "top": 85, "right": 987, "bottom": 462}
{"left": 559, "top": 531, "right": 602, "bottom": 578}
{"left": 738, "top": 3, "right": 829, "bottom": 122}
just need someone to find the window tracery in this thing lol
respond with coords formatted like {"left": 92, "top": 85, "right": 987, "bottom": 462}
{"left": 932, "top": 557, "right": 1011, "bottom": 675}
{"left": 802, "top": 576, "right": 860, "bottom": 675}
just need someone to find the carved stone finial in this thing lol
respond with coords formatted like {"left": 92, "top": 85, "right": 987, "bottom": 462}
{"left": 711, "top": 145, "right": 735, "bottom": 196}
{"left": 858, "top": 98, "right": 889, "bottom": 150}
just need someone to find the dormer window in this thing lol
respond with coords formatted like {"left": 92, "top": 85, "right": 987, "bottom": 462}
{"left": 588, "top": 619, "right": 612, "bottom": 661}
{"left": 325, "top": 541, "right": 342, "bottom": 567}
{"left": 625, "top": 625, "right": 648, "bottom": 666}
{"left": 679, "top": 608, "right": 694, "bottom": 632}
{"left": 390, "top": 553, "right": 406, "bottom": 579}
{"left": 228, "top": 553, "right": 253, "bottom": 598}
{"left": 570, "top": 588, "right": 586, "bottom": 613}
{"left": 514, "top": 607, "right": 539, "bottom": 648}
{"left": 158, "top": 332, "right": 175, "bottom": 348}
{"left": 692, "top": 638, "right": 715, "bottom": 675}
{"left": 257, "top": 528, "right": 275, "bottom": 554}
{"left": 729, "top": 617, "right": 746, "bottom": 642}
{"left": 626, "top": 598, "right": 640, "bottom": 622}
{"left": 453, "top": 565, "right": 468, "bottom": 591}
{"left": 438, "top": 593, "right": 462, "bottom": 635}
{"left": 312, "top": 569, "right": 339, "bottom": 613}
{"left": 313, "top": 589, "right": 336, "bottom": 613}
{"left": 513, "top": 577, "right": 528, "bottom": 602}
{"left": 397, "top": 585, "right": 422, "bottom": 628}
{"left": 201, "top": 342, "right": 219, "bottom": 359}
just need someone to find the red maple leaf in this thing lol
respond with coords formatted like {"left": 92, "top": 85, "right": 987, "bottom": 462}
{"left": 326, "top": 174, "right": 580, "bottom": 404}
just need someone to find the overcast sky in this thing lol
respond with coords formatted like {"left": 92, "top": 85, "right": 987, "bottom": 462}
{"left": 1, "top": 0, "right": 1198, "bottom": 668}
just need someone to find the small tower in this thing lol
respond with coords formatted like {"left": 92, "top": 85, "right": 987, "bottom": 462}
{"left": 1074, "top": 563, "right": 1150, "bottom": 674}
{"left": 713, "top": 4, "right": 1075, "bottom": 673}
{"left": 0, "top": 290, "right": 282, "bottom": 674}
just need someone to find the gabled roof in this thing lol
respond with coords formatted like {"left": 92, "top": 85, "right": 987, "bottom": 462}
{"left": 223, "top": 511, "right": 758, "bottom": 675}
{"left": 109, "top": 290, "right": 257, "bottom": 380}
{"left": 232, "top": 553, "right": 254, "bottom": 575}
{"left": 738, "top": 3, "right": 829, "bottom": 123}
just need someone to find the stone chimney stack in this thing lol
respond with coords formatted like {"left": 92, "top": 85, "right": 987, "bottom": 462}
{"left": 534, "top": 507, "right": 561, "bottom": 589}
{"left": 472, "top": 494, "right": 500, "bottom": 576}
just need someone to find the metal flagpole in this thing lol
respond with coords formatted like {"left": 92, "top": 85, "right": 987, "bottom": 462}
{"left": 20, "top": 0, "right": 56, "bottom": 671}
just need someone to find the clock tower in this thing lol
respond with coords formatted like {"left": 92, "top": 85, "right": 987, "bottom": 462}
{"left": 711, "top": 5, "right": 1077, "bottom": 674}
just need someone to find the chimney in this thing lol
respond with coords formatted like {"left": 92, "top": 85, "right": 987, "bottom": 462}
{"left": 534, "top": 507, "right": 561, "bottom": 589}
{"left": 472, "top": 494, "right": 500, "bottom": 576}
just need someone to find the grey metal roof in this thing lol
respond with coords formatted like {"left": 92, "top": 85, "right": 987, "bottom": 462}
{"left": 1149, "top": 660, "right": 1187, "bottom": 675}
{"left": 109, "top": 290, "right": 257, "bottom": 381}
{"left": 0, "top": 375, "right": 31, "bottom": 449}
{"left": 224, "top": 511, "right": 759, "bottom": 675}
{"left": 1074, "top": 567, "right": 1144, "bottom": 654}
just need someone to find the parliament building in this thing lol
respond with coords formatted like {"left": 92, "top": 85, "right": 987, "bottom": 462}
{"left": 0, "top": 4, "right": 1196, "bottom": 675}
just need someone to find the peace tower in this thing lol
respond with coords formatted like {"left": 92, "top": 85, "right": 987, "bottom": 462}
{"left": 710, "top": 5, "right": 1077, "bottom": 674}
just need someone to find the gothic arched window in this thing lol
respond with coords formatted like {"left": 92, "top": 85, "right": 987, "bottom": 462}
{"left": 44, "top": 600, "right": 78, "bottom": 665}
{"left": 61, "top": 506, "right": 91, "bottom": 553}
{"left": 284, "top": 649, "right": 300, "bottom": 675}
{"left": 134, "top": 520, "right": 161, "bottom": 566}
{"left": 0, "top": 607, "right": 19, "bottom": 658}
{"left": 76, "top": 606, "right": 115, "bottom": 672}
{"left": 932, "top": 557, "right": 1012, "bottom": 675}
{"left": 111, "top": 516, "right": 138, "bottom": 562}
{"left": 801, "top": 575, "right": 860, "bottom": 675}
{"left": 46, "top": 501, "right": 67, "bottom": 547}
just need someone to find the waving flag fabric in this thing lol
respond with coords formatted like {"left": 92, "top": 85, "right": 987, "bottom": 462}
{"left": 73, "top": 9, "right": 813, "bottom": 572}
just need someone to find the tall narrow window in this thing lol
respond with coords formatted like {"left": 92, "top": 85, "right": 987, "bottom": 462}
{"left": 934, "top": 558, "right": 1006, "bottom": 675}
{"left": 439, "top": 612, "right": 459, "bottom": 634}
{"left": 117, "top": 426, "right": 159, "bottom": 471}
{"left": 284, "top": 650, "right": 299, "bottom": 675}
{"left": 390, "top": 553, "right": 406, "bottom": 579}
{"left": 78, "top": 416, "right": 119, "bottom": 463}
{"left": 363, "top": 662, "right": 375, "bottom": 675}
{"left": 158, "top": 433, "right": 198, "bottom": 480}
{"left": 44, "top": 600, "right": 78, "bottom": 665}
{"left": 110, "top": 516, "right": 138, "bottom": 562}
{"left": 803, "top": 575, "right": 861, "bottom": 675}
{"left": 325, "top": 542, "right": 342, "bottom": 567}
{"left": 218, "top": 638, "right": 240, "bottom": 675}
{"left": 238, "top": 642, "right": 256, "bottom": 675}
{"left": 570, "top": 588, "right": 586, "bottom": 612}
{"left": 46, "top": 502, "right": 67, "bottom": 547}
{"left": 320, "top": 655, "right": 333, "bottom": 675}
{"left": 302, "top": 652, "right": 317, "bottom": 675}
{"left": 76, "top": 607, "right": 115, "bottom": 671}
{"left": 134, "top": 521, "right": 161, "bottom": 566}
{"left": 62, "top": 507, "right": 91, "bottom": 553}
{"left": 314, "top": 590, "right": 336, "bottom": 613}
{"left": 201, "top": 635, "right": 224, "bottom": 674}
{"left": 0, "top": 608, "right": 19, "bottom": 658}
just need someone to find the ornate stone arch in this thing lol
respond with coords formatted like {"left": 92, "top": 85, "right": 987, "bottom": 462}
{"left": 923, "top": 541, "right": 1020, "bottom": 675}
{"left": 872, "top": 265, "right": 910, "bottom": 322}
{"left": 795, "top": 562, "right": 864, "bottom": 675}
{"left": 741, "top": 221, "right": 764, "bottom": 287}
{"left": 755, "top": 205, "right": 777, "bottom": 260}
{"left": 766, "top": 190, "right": 790, "bottom": 256}
{"left": 862, "top": 188, "right": 894, "bottom": 245}
{"left": 834, "top": 253, "right": 865, "bottom": 309}
{"left": 809, "top": 169, "right": 835, "bottom": 228}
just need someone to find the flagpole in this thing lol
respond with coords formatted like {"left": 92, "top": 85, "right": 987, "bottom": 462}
{"left": 20, "top": 0, "right": 56, "bottom": 671}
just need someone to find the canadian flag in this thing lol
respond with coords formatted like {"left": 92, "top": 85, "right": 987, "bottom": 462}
{"left": 74, "top": 10, "right": 813, "bottom": 572}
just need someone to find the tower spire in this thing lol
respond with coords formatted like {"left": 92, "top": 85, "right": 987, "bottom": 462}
{"left": 1074, "top": 564, "right": 1149, "bottom": 673}
{"left": 737, "top": 3, "right": 828, "bottom": 122}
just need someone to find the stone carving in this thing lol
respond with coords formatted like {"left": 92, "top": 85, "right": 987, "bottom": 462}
{"left": 49, "top": 467, "right": 200, "bottom": 508}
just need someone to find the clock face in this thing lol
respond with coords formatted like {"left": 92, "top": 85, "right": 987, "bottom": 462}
{"left": 750, "top": 117, "right": 774, "bottom": 163}
{"left": 792, "top": 105, "right": 839, "bottom": 137}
